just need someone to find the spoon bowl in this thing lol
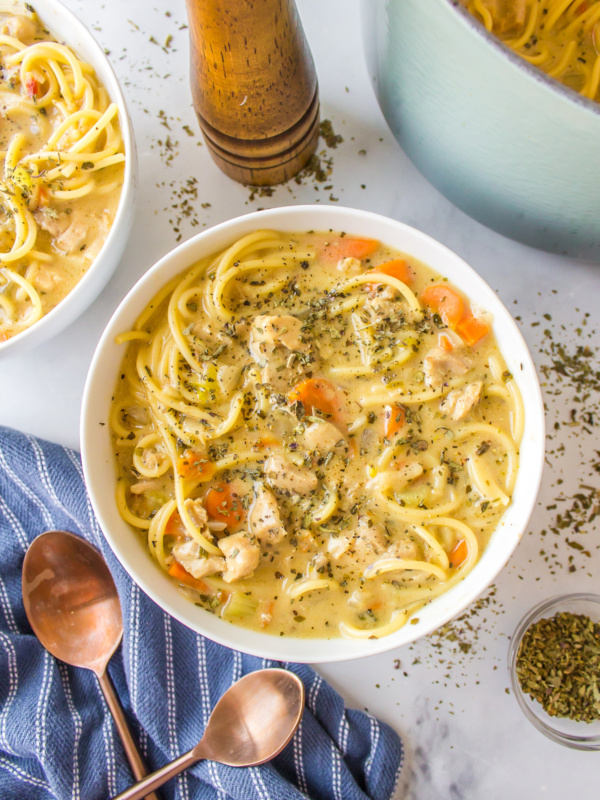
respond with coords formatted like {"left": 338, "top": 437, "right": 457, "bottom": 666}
{"left": 113, "top": 668, "right": 305, "bottom": 800}
{"left": 22, "top": 529, "right": 122, "bottom": 674}
{"left": 22, "top": 530, "right": 159, "bottom": 799}
{"left": 197, "top": 668, "right": 305, "bottom": 767}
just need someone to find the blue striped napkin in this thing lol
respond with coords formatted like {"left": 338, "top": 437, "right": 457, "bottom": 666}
{"left": 0, "top": 426, "right": 404, "bottom": 800}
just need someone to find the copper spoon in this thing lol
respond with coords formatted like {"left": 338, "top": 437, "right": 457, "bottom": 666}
{"left": 112, "top": 667, "right": 305, "bottom": 800}
{"left": 22, "top": 530, "right": 160, "bottom": 800}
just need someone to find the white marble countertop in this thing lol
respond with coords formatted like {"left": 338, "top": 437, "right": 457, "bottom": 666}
{"left": 2, "top": 0, "right": 599, "bottom": 797}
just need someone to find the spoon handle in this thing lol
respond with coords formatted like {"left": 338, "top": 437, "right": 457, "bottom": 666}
{"left": 110, "top": 746, "right": 200, "bottom": 800}
{"left": 98, "top": 669, "right": 162, "bottom": 800}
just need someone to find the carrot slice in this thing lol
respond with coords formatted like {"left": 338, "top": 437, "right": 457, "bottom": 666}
{"left": 25, "top": 76, "right": 39, "bottom": 98}
{"left": 260, "top": 599, "right": 275, "bottom": 627}
{"left": 168, "top": 560, "right": 210, "bottom": 592}
{"left": 421, "top": 285, "right": 464, "bottom": 329}
{"left": 165, "top": 510, "right": 186, "bottom": 539}
{"left": 383, "top": 404, "right": 406, "bottom": 438}
{"left": 288, "top": 378, "right": 345, "bottom": 424}
{"left": 36, "top": 185, "right": 49, "bottom": 208}
{"left": 456, "top": 314, "right": 490, "bottom": 347}
{"left": 449, "top": 539, "right": 469, "bottom": 569}
{"left": 256, "top": 435, "right": 281, "bottom": 450}
{"left": 438, "top": 333, "right": 455, "bottom": 352}
{"left": 177, "top": 450, "right": 215, "bottom": 482}
{"left": 320, "top": 236, "right": 380, "bottom": 263}
{"left": 336, "top": 236, "right": 379, "bottom": 260}
{"left": 370, "top": 259, "right": 413, "bottom": 286}
{"left": 204, "top": 482, "right": 246, "bottom": 530}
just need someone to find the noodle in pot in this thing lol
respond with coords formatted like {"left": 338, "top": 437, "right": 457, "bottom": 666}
{"left": 461, "top": 0, "right": 600, "bottom": 103}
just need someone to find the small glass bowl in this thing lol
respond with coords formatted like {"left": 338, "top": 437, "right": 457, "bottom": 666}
{"left": 508, "top": 593, "right": 600, "bottom": 750}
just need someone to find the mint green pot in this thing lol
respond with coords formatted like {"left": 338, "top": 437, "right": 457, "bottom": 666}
{"left": 362, "top": 0, "right": 600, "bottom": 261}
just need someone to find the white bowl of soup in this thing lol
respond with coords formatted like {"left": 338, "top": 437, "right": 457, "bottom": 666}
{"left": 362, "top": 0, "right": 600, "bottom": 261}
{"left": 0, "top": 0, "right": 135, "bottom": 357}
{"left": 81, "top": 205, "right": 544, "bottom": 663}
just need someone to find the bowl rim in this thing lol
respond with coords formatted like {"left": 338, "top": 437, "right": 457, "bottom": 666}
{"left": 508, "top": 592, "right": 600, "bottom": 750}
{"left": 0, "top": 0, "right": 136, "bottom": 357}
{"left": 446, "top": 0, "right": 600, "bottom": 119}
{"left": 81, "top": 203, "right": 546, "bottom": 663}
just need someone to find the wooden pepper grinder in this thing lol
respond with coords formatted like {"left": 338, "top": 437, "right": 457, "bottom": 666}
{"left": 185, "top": 0, "right": 320, "bottom": 186}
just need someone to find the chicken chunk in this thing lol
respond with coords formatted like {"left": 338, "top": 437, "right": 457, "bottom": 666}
{"left": 183, "top": 498, "right": 209, "bottom": 530}
{"left": 328, "top": 517, "right": 387, "bottom": 564}
{"left": 34, "top": 208, "right": 69, "bottom": 238}
{"left": 351, "top": 516, "right": 387, "bottom": 562}
{"left": 55, "top": 218, "right": 88, "bottom": 253}
{"left": 388, "top": 537, "right": 421, "bottom": 562}
{"left": 347, "top": 587, "right": 378, "bottom": 611}
{"left": 249, "top": 488, "right": 287, "bottom": 544}
{"left": 138, "top": 447, "right": 164, "bottom": 473}
{"left": 327, "top": 534, "right": 352, "bottom": 560}
{"left": 440, "top": 381, "right": 483, "bottom": 421}
{"left": 171, "top": 540, "right": 225, "bottom": 579}
{"left": 218, "top": 532, "right": 260, "bottom": 583}
{"left": 0, "top": 14, "right": 37, "bottom": 42}
{"left": 34, "top": 207, "right": 88, "bottom": 253}
{"left": 249, "top": 314, "right": 316, "bottom": 391}
{"left": 81, "top": 211, "right": 111, "bottom": 261}
{"left": 217, "top": 363, "right": 242, "bottom": 395}
{"left": 33, "top": 267, "right": 63, "bottom": 293}
{"left": 129, "top": 478, "right": 164, "bottom": 495}
{"left": 264, "top": 454, "right": 318, "bottom": 495}
{"left": 363, "top": 294, "right": 398, "bottom": 323}
{"left": 250, "top": 315, "right": 307, "bottom": 357}
{"left": 259, "top": 359, "right": 296, "bottom": 392}
{"left": 423, "top": 347, "right": 470, "bottom": 389}
{"left": 363, "top": 292, "right": 422, "bottom": 333}
{"left": 310, "top": 552, "right": 329, "bottom": 573}
{"left": 301, "top": 420, "right": 345, "bottom": 454}
{"left": 192, "top": 316, "right": 222, "bottom": 344}
{"left": 372, "top": 284, "right": 398, "bottom": 302}
{"left": 337, "top": 256, "right": 362, "bottom": 274}
{"left": 367, "top": 461, "right": 424, "bottom": 494}
{"left": 295, "top": 528, "right": 316, "bottom": 552}
{"left": 429, "top": 464, "right": 450, "bottom": 501}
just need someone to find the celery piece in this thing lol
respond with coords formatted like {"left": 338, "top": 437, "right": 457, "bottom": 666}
{"left": 144, "top": 490, "right": 168, "bottom": 509}
{"left": 397, "top": 487, "right": 428, "bottom": 508}
{"left": 222, "top": 591, "right": 258, "bottom": 619}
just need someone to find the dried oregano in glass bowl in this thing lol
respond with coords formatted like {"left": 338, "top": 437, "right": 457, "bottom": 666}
{"left": 509, "top": 594, "right": 600, "bottom": 750}
{"left": 516, "top": 612, "right": 600, "bottom": 722}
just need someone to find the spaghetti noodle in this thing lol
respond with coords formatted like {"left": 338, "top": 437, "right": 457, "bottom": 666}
{"left": 111, "top": 229, "right": 523, "bottom": 639}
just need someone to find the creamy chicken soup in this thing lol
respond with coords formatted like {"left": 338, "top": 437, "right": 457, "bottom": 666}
{"left": 111, "top": 230, "right": 522, "bottom": 639}
{"left": 0, "top": 6, "right": 125, "bottom": 342}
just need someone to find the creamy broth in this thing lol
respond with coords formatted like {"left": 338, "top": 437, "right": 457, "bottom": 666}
{"left": 0, "top": 7, "right": 125, "bottom": 342}
{"left": 111, "top": 230, "right": 522, "bottom": 639}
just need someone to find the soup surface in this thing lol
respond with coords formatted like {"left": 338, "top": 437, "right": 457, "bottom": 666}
{"left": 111, "top": 230, "right": 522, "bottom": 639}
{"left": 460, "top": 0, "right": 600, "bottom": 103}
{"left": 0, "top": 6, "right": 125, "bottom": 342}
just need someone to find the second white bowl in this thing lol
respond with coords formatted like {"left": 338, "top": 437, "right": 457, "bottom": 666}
{"left": 0, "top": 0, "right": 136, "bottom": 359}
